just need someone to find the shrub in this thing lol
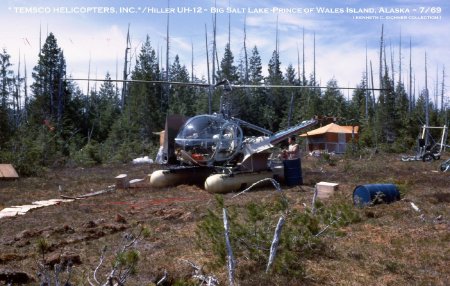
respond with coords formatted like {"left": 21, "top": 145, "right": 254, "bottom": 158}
{"left": 72, "top": 141, "right": 102, "bottom": 167}
{"left": 321, "top": 152, "right": 337, "bottom": 166}
{"left": 0, "top": 129, "right": 45, "bottom": 176}
{"left": 196, "top": 195, "right": 362, "bottom": 283}
{"left": 102, "top": 139, "right": 156, "bottom": 164}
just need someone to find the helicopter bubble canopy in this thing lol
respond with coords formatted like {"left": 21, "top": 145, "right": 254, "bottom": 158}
{"left": 175, "top": 114, "right": 243, "bottom": 165}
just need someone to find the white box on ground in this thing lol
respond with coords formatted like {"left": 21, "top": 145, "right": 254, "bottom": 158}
{"left": 316, "top": 182, "right": 339, "bottom": 199}
{"left": 115, "top": 174, "right": 129, "bottom": 189}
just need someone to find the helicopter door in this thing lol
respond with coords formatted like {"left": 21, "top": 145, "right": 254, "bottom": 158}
{"left": 165, "top": 115, "right": 187, "bottom": 164}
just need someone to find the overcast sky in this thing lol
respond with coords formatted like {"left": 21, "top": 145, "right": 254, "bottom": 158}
{"left": 1, "top": 0, "right": 449, "bottom": 106}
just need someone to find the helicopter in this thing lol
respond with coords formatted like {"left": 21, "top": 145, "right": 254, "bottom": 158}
{"left": 71, "top": 76, "right": 375, "bottom": 193}
{"left": 149, "top": 79, "right": 318, "bottom": 193}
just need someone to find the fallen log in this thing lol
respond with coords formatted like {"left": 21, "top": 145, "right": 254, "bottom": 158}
{"left": 60, "top": 185, "right": 116, "bottom": 200}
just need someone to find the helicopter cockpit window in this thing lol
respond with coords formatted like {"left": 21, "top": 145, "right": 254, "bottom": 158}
{"left": 175, "top": 115, "right": 223, "bottom": 163}
{"left": 174, "top": 114, "right": 243, "bottom": 164}
{"left": 178, "top": 115, "right": 223, "bottom": 140}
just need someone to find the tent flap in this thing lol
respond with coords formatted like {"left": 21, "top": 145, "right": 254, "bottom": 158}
{"left": 300, "top": 123, "right": 358, "bottom": 137}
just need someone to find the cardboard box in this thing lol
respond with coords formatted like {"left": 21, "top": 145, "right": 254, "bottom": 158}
{"left": 115, "top": 174, "right": 129, "bottom": 189}
{"left": 316, "top": 182, "right": 339, "bottom": 199}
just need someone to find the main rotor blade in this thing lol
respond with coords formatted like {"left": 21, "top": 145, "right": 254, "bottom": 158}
{"left": 68, "top": 78, "right": 211, "bottom": 88}
{"left": 68, "top": 78, "right": 384, "bottom": 91}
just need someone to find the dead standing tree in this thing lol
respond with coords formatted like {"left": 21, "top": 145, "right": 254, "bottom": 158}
{"left": 121, "top": 24, "right": 131, "bottom": 110}
{"left": 87, "top": 227, "right": 149, "bottom": 286}
{"left": 231, "top": 179, "right": 289, "bottom": 276}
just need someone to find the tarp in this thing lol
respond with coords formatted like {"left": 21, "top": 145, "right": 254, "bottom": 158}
{"left": 0, "top": 199, "right": 73, "bottom": 219}
{"left": 0, "top": 164, "right": 19, "bottom": 178}
{"left": 300, "top": 123, "right": 358, "bottom": 137}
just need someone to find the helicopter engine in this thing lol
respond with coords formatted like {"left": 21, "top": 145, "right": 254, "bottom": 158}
{"left": 174, "top": 114, "right": 243, "bottom": 165}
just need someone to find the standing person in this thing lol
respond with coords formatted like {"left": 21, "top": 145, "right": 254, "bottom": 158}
{"left": 155, "top": 130, "right": 166, "bottom": 164}
{"left": 282, "top": 135, "right": 300, "bottom": 160}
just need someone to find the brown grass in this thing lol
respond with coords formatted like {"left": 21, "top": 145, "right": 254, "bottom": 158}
{"left": 0, "top": 153, "right": 449, "bottom": 285}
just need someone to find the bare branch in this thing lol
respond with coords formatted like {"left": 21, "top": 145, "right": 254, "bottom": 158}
{"left": 266, "top": 216, "right": 285, "bottom": 273}
{"left": 311, "top": 185, "right": 318, "bottom": 215}
{"left": 93, "top": 246, "right": 107, "bottom": 285}
{"left": 156, "top": 269, "right": 167, "bottom": 285}
{"left": 87, "top": 274, "right": 97, "bottom": 286}
{"left": 223, "top": 208, "right": 235, "bottom": 286}
{"left": 180, "top": 259, "right": 219, "bottom": 286}
{"left": 315, "top": 216, "right": 341, "bottom": 237}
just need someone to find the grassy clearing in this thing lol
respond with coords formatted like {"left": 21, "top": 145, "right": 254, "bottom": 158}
{"left": 0, "top": 153, "right": 448, "bottom": 285}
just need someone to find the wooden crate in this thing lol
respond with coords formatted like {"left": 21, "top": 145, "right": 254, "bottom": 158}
{"left": 115, "top": 174, "right": 129, "bottom": 189}
{"left": 316, "top": 181, "right": 339, "bottom": 199}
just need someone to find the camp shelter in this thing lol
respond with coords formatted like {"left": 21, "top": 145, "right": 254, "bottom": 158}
{"left": 0, "top": 164, "right": 19, "bottom": 179}
{"left": 300, "top": 123, "right": 359, "bottom": 154}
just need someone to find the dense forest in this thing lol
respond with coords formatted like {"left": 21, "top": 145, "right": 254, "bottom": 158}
{"left": 0, "top": 26, "right": 448, "bottom": 176}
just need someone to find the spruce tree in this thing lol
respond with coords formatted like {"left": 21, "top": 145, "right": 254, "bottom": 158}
{"left": 377, "top": 73, "right": 396, "bottom": 143}
{"left": 217, "top": 43, "right": 238, "bottom": 83}
{"left": 106, "top": 35, "right": 161, "bottom": 162}
{"left": 30, "top": 33, "right": 70, "bottom": 127}
{"left": 247, "top": 46, "right": 270, "bottom": 130}
{"left": 168, "top": 55, "right": 195, "bottom": 116}
{"left": 283, "top": 63, "right": 298, "bottom": 127}
{"left": 28, "top": 33, "right": 79, "bottom": 160}
{"left": 127, "top": 35, "right": 162, "bottom": 139}
{"left": 322, "top": 79, "right": 347, "bottom": 119}
{"left": 249, "top": 46, "right": 263, "bottom": 85}
{"left": 394, "top": 81, "right": 414, "bottom": 148}
{"left": 266, "top": 50, "right": 286, "bottom": 131}
{"left": 89, "top": 73, "right": 120, "bottom": 143}
{"left": 0, "top": 49, "right": 14, "bottom": 145}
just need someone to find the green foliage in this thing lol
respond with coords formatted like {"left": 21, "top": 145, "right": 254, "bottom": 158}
{"left": 36, "top": 237, "right": 50, "bottom": 260}
{"left": 320, "top": 152, "right": 337, "bottom": 166}
{"left": 383, "top": 260, "right": 403, "bottom": 274}
{"left": 0, "top": 49, "right": 15, "bottom": 145}
{"left": 389, "top": 135, "right": 415, "bottom": 153}
{"left": 393, "top": 180, "right": 411, "bottom": 198}
{"left": 115, "top": 250, "right": 140, "bottom": 275}
{"left": 0, "top": 126, "right": 45, "bottom": 176}
{"left": 72, "top": 141, "right": 102, "bottom": 167}
{"left": 104, "top": 139, "right": 155, "bottom": 164}
{"left": 358, "top": 121, "right": 376, "bottom": 148}
{"left": 321, "top": 79, "right": 347, "bottom": 118}
{"left": 30, "top": 33, "right": 75, "bottom": 130}
{"left": 314, "top": 201, "right": 362, "bottom": 227}
{"left": 172, "top": 279, "right": 198, "bottom": 286}
{"left": 196, "top": 195, "right": 362, "bottom": 282}
{"left": 168, "top": 55, "right": 197, "bottom": 117}
{"left": 87, "top": 73, "right": 121, "bottom": 143}
{"left": 217, "top": 43, "right": 239, "bottom": 83}
{"left": 195, "top": 196, "right": 227, "bottom": 268}
{"left": 126, "top": 35, "right": 163, "bottom": 139}
{"left": 1, "top": 30, "right": 448, "bottom": 173}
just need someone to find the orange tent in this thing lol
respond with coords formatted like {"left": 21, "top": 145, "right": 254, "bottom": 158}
{"left": 300, "top": 123, "right": 359, "bottom": 154}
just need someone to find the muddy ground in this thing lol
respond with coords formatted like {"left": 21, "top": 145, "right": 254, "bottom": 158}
{"left": 0, "top": 153, "right": 449, "bottom": 285}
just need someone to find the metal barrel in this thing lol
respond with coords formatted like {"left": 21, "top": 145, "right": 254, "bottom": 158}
{"left": 353, "top": 184, "right": 400, "bottom": 207}
{"left": 283, "top": 159, "right": 303, "bottom": 186}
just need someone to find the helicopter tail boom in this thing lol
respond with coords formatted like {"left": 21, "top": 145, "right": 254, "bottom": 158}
{"left": 269, "top": 119, "right": 318, "bottom": 145}
{"left": 240, "top": 119, "right": 318, "bottom": 166}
